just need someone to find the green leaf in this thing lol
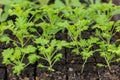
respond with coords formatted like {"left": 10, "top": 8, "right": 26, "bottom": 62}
{"left": 71, "top": 0, "right": 81, "bottom": 7}
{"left": 50, "top": 40, "right": 69, "bottom": 50}
{"left": 38, "top": 63, "right": 46, "bottom": 68}
{"left": 82, "top": 50, "right": 93, "bottom": 60}
{"left": 0, "top": 35, "right": 10, "bottom": 44}
{"left": 28, "top": 54, "right": 39, "bottom": 63}
{"left": 10, "top": 47, "right": 21, "bottom": 61}
{"left": 111, "top": 9, "right": 120, "bottom": 16}
{"left": 29, "top": 27, "right": 37, "bottom": 32}
{"left": 0, "top": 0, "right": 11, "bottom": 5}
{"left": 39, "top": 0, "right": 49, "bottom": 5}
{"left": 53, "top": 53, "right": 62, "bottom": 61}
{"left": 100, "top": 52, "right": 106, "bottom": 57}
{"left": 2, "top": 48, "right": 14, "bottom": 65}
{"left": 22, "top": 45, "right": 36, "bottom": 54}
{"left": 46, "top": 46, "right": 54, "bottom": 54}
{"left": 116, "top": 58, "right": 120, "bottom": 62}
{"left": 38, "top": 47, "right": 46, "bottom": 54}
{"left": 97, "top": 63, "right": 104, "bottom": 67}
{"left": 0, "top": 0, "right": 25, "bottom": 5}
{"left": 116, "top": 46, "right": 120, "bottom": 55}
{"left": 79, "top": 39, "right": 87, "bottom": 47}
{"left": 107, "top": 44, "right": 117, "bottom": 53}
{"left": 55, "top": 0, "right": 65, "bottom": 8}
{"left": 87, "top": 37, "right": 99, "bottom": 44}
{"left": 1, "top": 12, "right": 9, "bottom": 22}
{"left": 72, "top": 48, "right": 80, "bottom": 54}
{"left": 13, "top": 62, "right": 25, "bottom": 75}
{"left": 35, "top": 38, "right": 49, "bottom": 45}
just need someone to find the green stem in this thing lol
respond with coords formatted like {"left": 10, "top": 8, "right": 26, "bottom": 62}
{"left": 21, "top": 53, "right": 25, "bottom": 62}
{"left": 23, "top": 36, "right": 31, "bottom": 47}
{"left": 20, "top": 39, "right": 25, "bottom": 62}
{"left": 99, "top": 34, "right": 108, "bottom": 44}
{"left": 81, "top": 58, "right": 87, "bottom": 73}
{"left": 105, "top": 57, "right": 111, "bottom": 70}
{"left": 10, "top": 39, "right": 21, "bottom": 46}
{"left": 25, "top": 63, "right": 31, "bottom": 68}
{"left": 51, "top": 49, "right": 58, "bottom": 60}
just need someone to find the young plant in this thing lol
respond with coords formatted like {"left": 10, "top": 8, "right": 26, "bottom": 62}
{"left": 59, "top": 1, "right": 98, "bottom": 73}
{"left": 91, "top": 0, "right": 120, "bottom": 70}
{"left": 34, "top": 1, "right": 68, "bottom": 39}
{"left": 35, "top": 38, "right": 68, "bottom": 71}
{"left": 70, "top": 37, "right": 99, "bottom": 73}
{"left": 0, "top": 1, "right": 39, "bottom": 76}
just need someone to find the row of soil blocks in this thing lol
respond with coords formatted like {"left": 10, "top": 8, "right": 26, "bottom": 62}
{"left": 5, "top": 55, "right": 120, "bottom": 80}
{"left": 0, "top": 49, "right": 120, "bottom": 80}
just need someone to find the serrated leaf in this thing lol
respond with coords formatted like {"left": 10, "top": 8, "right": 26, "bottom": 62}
{"left": 2, "top": 48, "right": 14, "bottom": 65}
{"left": 51, "top": 40, "right": 69, "bottom": 50}
{"left": 38, "top": 47, "right": 46, "bottom": 54}
{"left": 0, "top": 35, "right": 10, "bottom": 44}
{"left": 10, "top": 47, "right": 21, "bottom": 61}
{"left": 2, "top": 48, "right": 14, "bottom": 59}
{"left": 29, "top": 27, "right": 37, "bottom": 32}
{"left": 35, "top": 38, "right": 49, "bottom": 45}
{"left": 13, "top": 62, "right": 25, "bottom": 75}
{"left": 28, "top": 54, "right": 39, "bottom": 63}
{"left": 82, "top": 50, "right": 93, "bottom": 60}
{"left": 87, "top": 37, "right": 99, "bottom": 44}
{"left": 79, "top": 39, "right": 87, "bottom": 47}
{"left": 72, "top": 48, "right": 80, "bottom": 54}
{"left": 22, "top": 45, "right": 36, "bottom": 54}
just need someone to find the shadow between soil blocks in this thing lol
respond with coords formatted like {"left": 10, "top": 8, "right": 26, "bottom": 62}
{"left": 0, "top": 68, "right": 6, "bottom": 80}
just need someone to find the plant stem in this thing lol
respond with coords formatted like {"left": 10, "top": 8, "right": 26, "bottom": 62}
{"left": 81, "top": 58, "right": 87, "bottom": 73}
{"left": 23, "top": 36, "right": 31, "bottom": 47}
{"left": 105, "top": 57, "right": 111, "bottom": 70}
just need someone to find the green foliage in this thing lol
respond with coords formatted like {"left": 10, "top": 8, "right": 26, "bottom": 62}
{"left": 35, "top": 38, "right": 68, "bottom": 71}
{"left": 0, "top": 0, "right": 120, "bottom": 76}
{"left": 91, "top": 0, "right": 120, "bottom": 70}
{"left": 0, "top": 0, "right": 38, "bottom": 76}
